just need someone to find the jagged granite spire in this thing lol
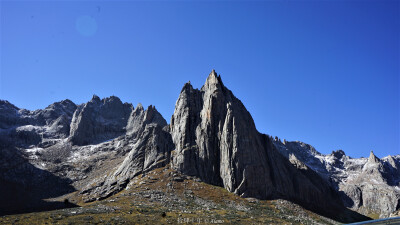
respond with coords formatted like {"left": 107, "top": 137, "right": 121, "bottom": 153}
{"left": 368, "top": 150, "right": 380, "bottom": 163}
{"left": 126, "top": 104, "right": 167, "bottom": 136}
{"left": 82, "top": 103, "right": 172, "bottom": 201}
{"left": 170, "top": 70, "right": 347, "bottom": 219}
{"left": 91, "top": 94, "right": 101, "bottom": 103}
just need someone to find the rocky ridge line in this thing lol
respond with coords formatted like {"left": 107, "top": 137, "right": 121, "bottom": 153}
{"left": 0, "top": 70, "right": 397, "bottom": 222}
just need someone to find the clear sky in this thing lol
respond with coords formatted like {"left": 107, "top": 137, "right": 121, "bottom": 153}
{"left": 1, "top": 1, "right": 399, "bottom": 158}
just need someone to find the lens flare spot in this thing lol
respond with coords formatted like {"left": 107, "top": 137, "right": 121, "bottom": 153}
{"left": 76, "top": 15, "right": 97, "bottom": 37}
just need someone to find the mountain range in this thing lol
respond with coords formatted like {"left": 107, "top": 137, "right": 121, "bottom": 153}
{"left": 0, "top": 70, "right": 399, "bottom": 223}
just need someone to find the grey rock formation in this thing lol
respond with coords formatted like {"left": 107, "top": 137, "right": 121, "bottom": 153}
{"left": 170, "top": 70, "right": 348, "bottom": 219}
{"left": 0, "top": 100, "right": 23, "bottom": 129}
{"left": 80, "top": 105, "right": 173, "bottom": 201}
{"left": 36, "top": 99, "right": 77, "bottom": 138}
{"left": 0, "top": 99, "right": 76, "bottom": 129}
{"left": 274, "top": 139, "right": 400, "bottom": 218}
{"left": 126, "top": 104, "right": 167, "bottom": 136}
{"left": 345, "top": 151, "right": 400, "bottom": 217}
{"left": 0, "top": 99, "right": 77, "bottom": 148}
{"left": 0, "top": 71, "right": 396, "bottom": 222}
{"left": 69, "top": 95, "right": 132, "bottom": 145}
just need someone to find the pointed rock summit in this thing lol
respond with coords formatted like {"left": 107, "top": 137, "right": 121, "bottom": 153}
{"left": 90, "top": 94, "right": 101, "bottom": 103}
{"left": 202, "top": 69, "right": 225, "bottom": 94}
{"left": 332, "top": 150, "right": 346, "bottom": 159}
{"left": 126, "top": 104, "right": 167, "bottom": 137}
{"left": 368, "top": 150, "right": 380, "bottom": 163}
{"left": 361, "top": 150, "right": 385, "bottom": 174}
{"left": 170, "top": 70, "right": 344, "bottom": 218}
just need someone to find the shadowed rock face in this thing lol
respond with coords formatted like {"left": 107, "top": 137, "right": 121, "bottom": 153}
{"left": 170, "top": 70, "right": 348, "bottom": 219}
{"left": 0, "top": 146, "right": 76, "bottom": 216}
{"left": 0, "top": 99, "right": 76, "bottom": 129}
{"left": 37, "top": 100, "right": 78, "bottom": 137}
{"left": 69, "top": 96, "right": 132, "bottom": 145}
{"left": 0, "top": 100, "right": 21, "bottom": 129}
{"left": 0, "top": 99, "right": 77, "bottom": 148}
{"left": 274, "top": 138, "right": 400, "bottom": 218}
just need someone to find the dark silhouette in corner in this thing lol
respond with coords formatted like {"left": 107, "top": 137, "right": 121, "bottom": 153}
{"left": 0, "top": 146, "right": 77, "bottom": 216}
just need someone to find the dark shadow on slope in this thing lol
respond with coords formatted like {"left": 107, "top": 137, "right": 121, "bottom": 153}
{"left": 277, "top": 195, "right": 371, "bottom": 223}
{"left": 262, "top": 134, "right": 371, "bottom": 224}
{"left": 184, "top": 144, "right": 371, "bottom": 223}
{"left": 0, "top": 179, "right": 78, "bottom": 216}
{"left": 0, "top": 146, "right": 77, "bottom": 216}
{"left": 275, "top": 177, "right": 372, "bottom": 223}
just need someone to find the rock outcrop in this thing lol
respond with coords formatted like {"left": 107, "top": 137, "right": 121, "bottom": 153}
{"left": 36, "top": 99, "right": 77, "bottom": 138}
{"left": 80, "top": 105, "right": 173, "bottom": 201}
{"left": 343, "top": 151, "right": 400, "bottom": 217}
{"left": 274, "top": 138, "right": 400, "bottom": 218}
{"left": 0, "top": 100, "right": 24, "bottom": 129}
{"left": 126, "top": 104, "right": 167, "bottom": 136}
{"left": 170, "top": 70, "right": 349, "bottom": 219}
{"left": 69, "top": 95, "right": 132, "bottom": 145}
{"left": 0, "top": 99, "right": 77, "bottom": 148}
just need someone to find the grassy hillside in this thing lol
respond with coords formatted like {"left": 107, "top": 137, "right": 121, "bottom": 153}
{"left": 0, "top": 167, "right": 339, "bottom": 224}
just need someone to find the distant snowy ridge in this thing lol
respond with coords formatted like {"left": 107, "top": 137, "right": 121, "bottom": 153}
{"left": 273, "top": 138, "right": 400, "bottom": 218}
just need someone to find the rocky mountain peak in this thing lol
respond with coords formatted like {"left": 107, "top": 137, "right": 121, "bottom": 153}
{"left": 180, "top": 81, "right": 195, "bottom": 95}
{"left": 0, "top": 100, "right": 24, "bottom": 129}
{"left": 359, "top": 150, "right": 386, "bottom": 183}
{"left": 332, "top": 149, "right": 346, "bottom": 159}
{"left": 207, "top": 69, "right": 218, "bottom": 81}
{"left": 90, "top": 94, "right": 101, "bottom": 103}
{"left": 33, "top": 99, "right": 78, "bottom": 134}
{"left": 0, "top": 100, "right": 19, "bottom": 111}
{"left": 136, "top": 103, "right": 144, "bottom": 111}
{"left": 69, "top": 96, "right": 132, "bottom": 145}
{"left": 102, "top": 95, "right": 122, "bottom": 104}
{"left": 202, "top": 69, "right": 224, "bottom": 92}
{"left": 368, "top": 150, "right": 380, "bottom": 163}
{"left": 60, "top": 99, "right": 74, "bottom": 104}
{"left": 143, "top": 105, "right": 166, "bottom": 125}
{"left": 170, "top": 70, "right": 346, "bottom": 219}
{"left": 126, "top": 104, "right": 167, "bottom": 137}
{"left": 44, "top": 99, "right": 76, "bottom": 111}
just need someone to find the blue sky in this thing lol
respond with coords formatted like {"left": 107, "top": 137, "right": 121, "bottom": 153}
{"left": 1, "top": 1, "right": 398, "bottom": 158}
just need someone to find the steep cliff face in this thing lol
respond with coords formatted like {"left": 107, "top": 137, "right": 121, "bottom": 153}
{"left": 171, "top": 71, "right": 267, "bottom": 192}
{"left": 80, "top": 105, "right": 173, "bottom": 201}
{"left": 69, "top": 95, "right": 132, "bottom": 145}
{"left": 170, "top": 70, "right": 347, "bottom": 218}
{"left": 126, "top": 103, "right": 167, "bottom": 137}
